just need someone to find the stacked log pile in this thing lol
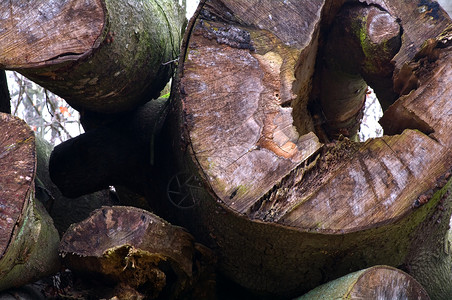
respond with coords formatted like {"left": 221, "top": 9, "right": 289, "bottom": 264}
{"left": 0, "top": 0, "right": 451, "bottom": 299}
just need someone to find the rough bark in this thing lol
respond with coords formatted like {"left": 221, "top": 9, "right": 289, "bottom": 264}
{"left": 59, "top": 206, "right": 216, "bottom": 300}
{"left": 378, "top": 28, "right": 452, "bottom": 300}
{"left": 0, "top": 0, "right": 185, "bottom": 114}
{"left": 403, "top": 177, "right": 452, "bottom": 300}
{"left": 295, "top": 265, "right": 430, "bottom": 299}
{"left": 49, "top": 98, "right": 168, "bottom": 198}
{"left": 165, "top": 0, "right": 452, "bottom": 298}
{"left": 0, "top": 113, "right": 60, "bottom": 291}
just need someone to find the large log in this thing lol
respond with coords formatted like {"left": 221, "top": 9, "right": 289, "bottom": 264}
{"left": 0, "top": 0, "right": 185, "bottom": 114}
{"left": 0, "top": 113, "right": 60, "bottom": 291}
{"left": 379, "top": 26, "right": 452, "bottom": 300}
{"left": 166, "top": 0, "right": 452, "bottom": 298}
{"left": 59, "top": 206, "right": 216, "bottom": 300}
{"left": 316, "top": 4, "right": 401, "bottom": 139}
{"left": 295, "top": 265, "right": 430, "bottom": 299}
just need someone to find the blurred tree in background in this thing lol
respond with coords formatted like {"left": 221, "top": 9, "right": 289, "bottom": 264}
{"left": 6, "top": 71, "right": 83, "bottom": 145}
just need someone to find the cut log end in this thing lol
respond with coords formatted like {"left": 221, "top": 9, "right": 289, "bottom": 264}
{"left": 1, "top": 0, "right": 185, "bottom": 114}
{"left": 180, "top": 2, "right": 324, "bottom": 219}
{"left": 178, "top": 0, "right": 452, "bottom": 235}
{"left": 171, "top": 2, "right": 452, "bottom": 296}
{"left": 0, "top": 113, "right": 36, "bottom": 257}
{"left": 349, "top": 266, "right": 429, "bottom": 299}
{"left": 0, "top": 0, "right": 105, "bottom": 68}
{"left": 296, "top": 266, "right": 430, "bottom": 299}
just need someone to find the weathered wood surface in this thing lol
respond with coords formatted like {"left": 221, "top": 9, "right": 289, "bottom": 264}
{"left": 180, "top": 0, "right": 325, "bottom": 217}
{"left": 59, "top": 206, "right": 216, "bottom": 300}
{"left": 168, "top": 0, "right": 452, "bottom": 297}
{"left": 0, "top": 0, "right": 184, "bottom": 114}
{"left": 0, "top": 113, "right": 60, "bottom": 291}
{"left": 360, "top": 0, "right": 450, "bottom": 72}
{"left": 296, "top": 265, "right": 430, "bottom": 300}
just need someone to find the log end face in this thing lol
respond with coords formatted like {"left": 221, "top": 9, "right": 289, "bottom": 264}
{"left": 298, "top": 266, "right": 430, "bottom": 299}
{"left": 350, "top": 266, "right": 430, "bottom": 299}
{"left": 367, "top": 8, "right": 401, "bottom": 45}
{"left": 181, "top": 11, "right": 324, "bottom": 215}
{"left": 0, "top": 113, "right": 36, "bottom": 258}
{"left": 181, "top": 0, "right": 452, "bottom": 235}
{"left": 0, "top": 0, "right": 105, "bottom": 68}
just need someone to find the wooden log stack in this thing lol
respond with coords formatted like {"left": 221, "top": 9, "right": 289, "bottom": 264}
{"left": 0, "top": 0, "right": 451, "bottom": 299}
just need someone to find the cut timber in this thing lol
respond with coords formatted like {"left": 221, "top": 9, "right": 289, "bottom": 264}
{"left": 0, "top": 113, "right": 60, "bottom": 291}
{"left": 0, "top": 0, "right": 185, "bottom": 114}
{"left": 59, "top": 206, "right": 216, "bottom": 300}
{"left": 295, "top": 265, "right": 430, "bottom": 300}
{"left": 167, "top": 0, "right": 452, "bottom": 298}
{"left": 379, "top": 27, "right": 452, "bottom": 300}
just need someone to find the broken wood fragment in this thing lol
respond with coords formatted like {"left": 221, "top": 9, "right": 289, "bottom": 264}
{"left": 59, "top": 206, "right": 216, "bottom": 299}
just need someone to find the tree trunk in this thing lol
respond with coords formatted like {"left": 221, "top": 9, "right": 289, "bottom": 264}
{"left": 166, "top": 0, "right": 452, "bottom": 298}
{"left": 59, "top": 206, "right": 216, "bottom": 300}
{"left": 295, "top": 265, "right": 430, "bottom": 299}
{"left": 0, "top": 113, "right": 60, "bottom": 291}
{"left": 0, "top": 0, "right": 185, "bottom": 114}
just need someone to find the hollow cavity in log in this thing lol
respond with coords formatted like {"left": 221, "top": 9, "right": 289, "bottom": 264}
{"left": 311, "top": 4, "right": 402, "bottom": 141}
{"left": 172, "top": 1, "right": 452, "bottom": 297}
